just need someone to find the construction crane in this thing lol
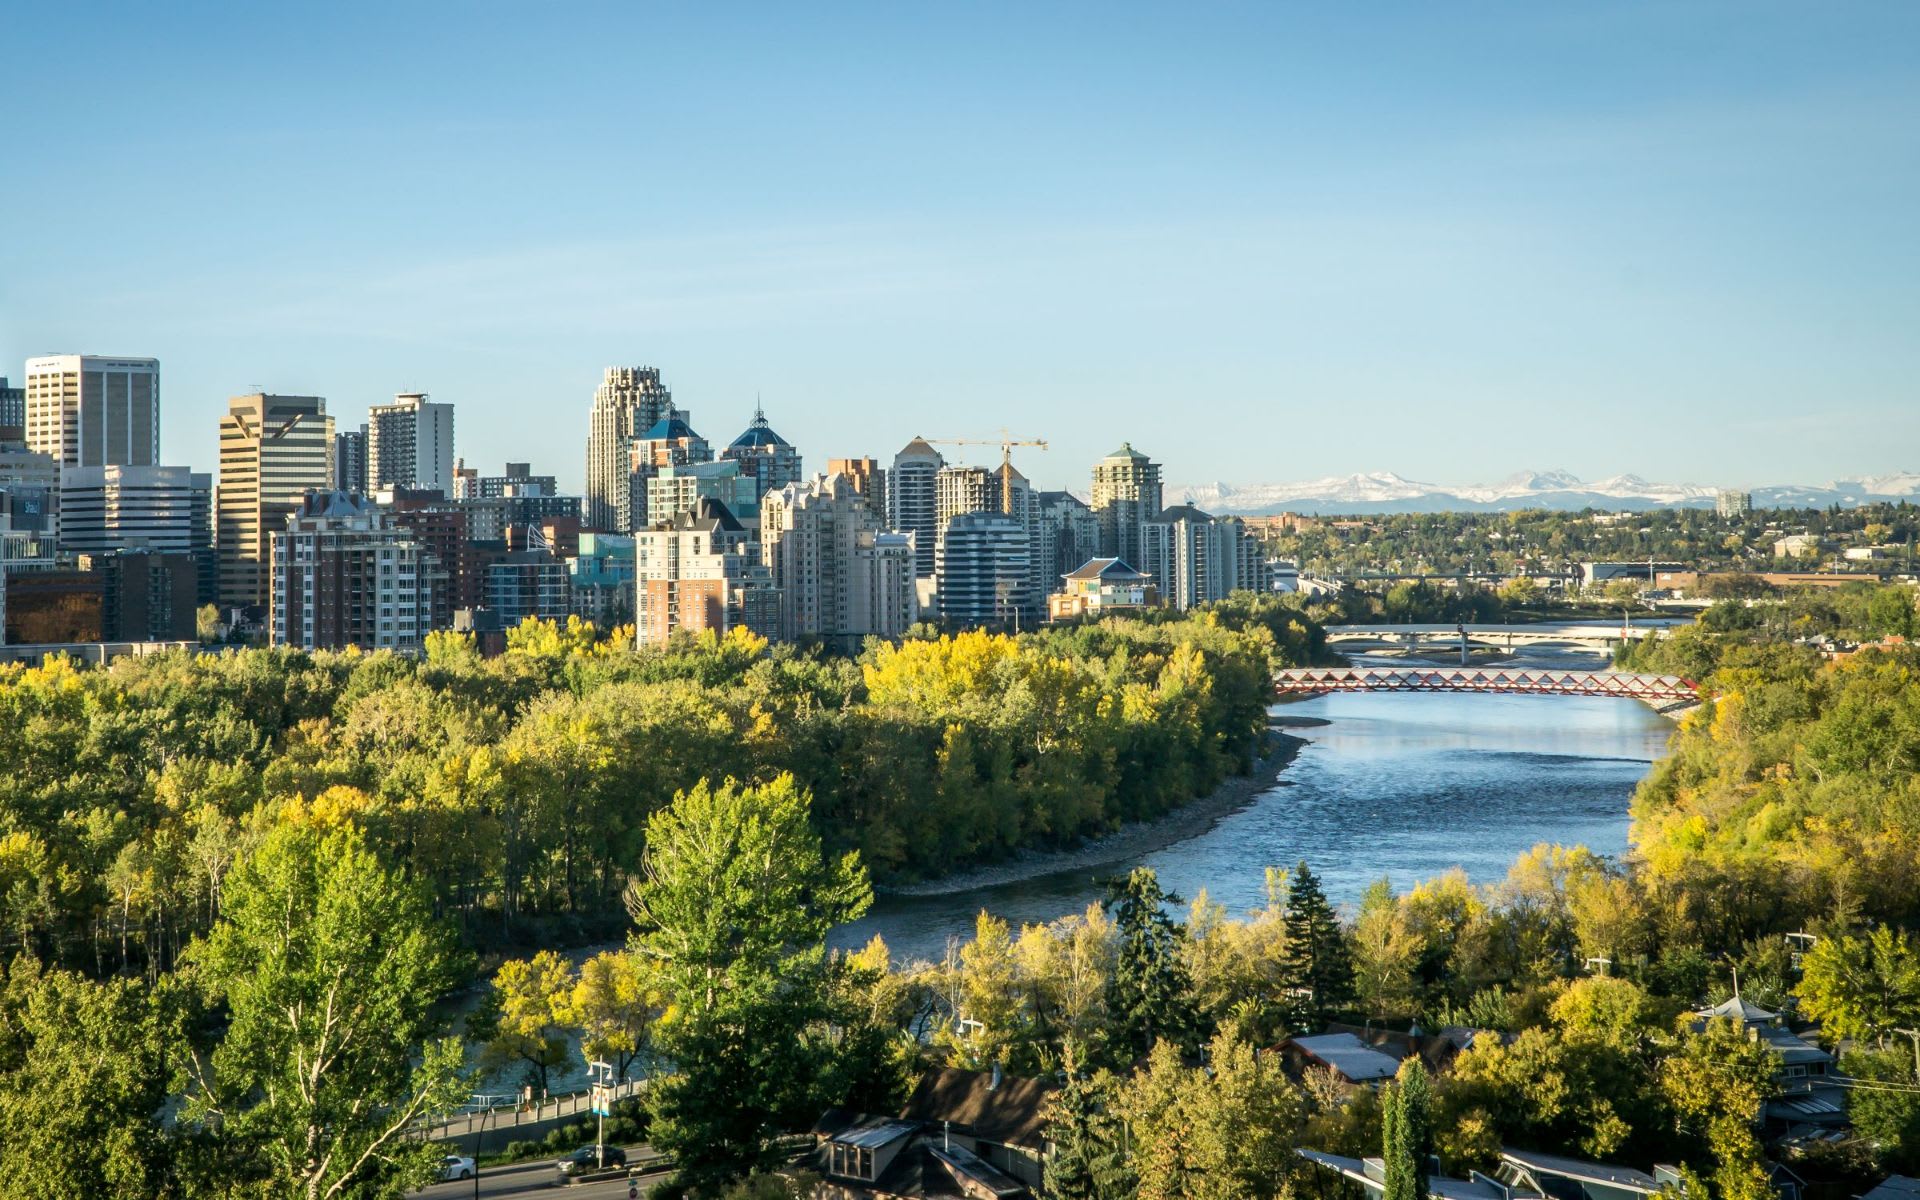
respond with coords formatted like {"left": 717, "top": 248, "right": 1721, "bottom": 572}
{"left": 925, "top": 430, "right": 1049, "bottom": 515}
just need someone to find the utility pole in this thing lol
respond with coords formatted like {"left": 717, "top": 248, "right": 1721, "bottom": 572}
{"left": 588, "top": 1058, "right": 615, "bottom": 1168}
{"left": 1896, "top": 1028, "right": 1920, "bottom": 1082}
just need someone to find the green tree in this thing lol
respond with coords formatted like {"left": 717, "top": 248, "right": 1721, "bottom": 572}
{"left": 568, "top": 949, "right": 660, "bottom": 1082}
{"left": 183, "top": 823, "right": 468, "bottom": 1200}
{"left": 1044, "top": 1055, "right": 1133, "bottom": 1200}
{"left": 1796, "top": 926, "right": 1920, "bottom": 1044}
{"left": 195, "top": 603, "right": 221, "bottom": 644}
{"left": 473, "top": 950, "right": 575, "bottom": 1094}
{"left": 628, "top": 774, "right": 871, "bottom": 1194}
{"left": 0, "top": 957, "right": 180, "bottom": 1199}
{"left": 1382, "top": 1058, "right": 1432, "bottom": 1200}
{"left": 1660, "top": 1017, "right": 1778, "bottom": 1200}
{"left": 1103, "top": 868, "right": 1199, "bottom": 1062}
{"left": 1280, "top": 862, "right": 1353, "bottom": 1030}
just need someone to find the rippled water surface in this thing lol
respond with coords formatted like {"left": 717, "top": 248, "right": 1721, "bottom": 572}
{"left": 835, "top": 682, "right": 1674, "bottom": 963}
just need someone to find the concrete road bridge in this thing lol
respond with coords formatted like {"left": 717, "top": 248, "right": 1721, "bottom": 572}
{"left": 1274, "top": 665, "right": 1698, "bottom": 707}
{"left": 1323, "top": 622, "right": 1667, "bottom": 652}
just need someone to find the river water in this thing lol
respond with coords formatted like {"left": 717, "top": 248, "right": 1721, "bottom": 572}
{"left": 831, "top": 652, "right": 1675, "bottom": 964}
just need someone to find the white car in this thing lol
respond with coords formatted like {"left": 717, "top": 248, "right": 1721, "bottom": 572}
{"left": 438, "top": 1153, "right": 476, "bottom": 1181}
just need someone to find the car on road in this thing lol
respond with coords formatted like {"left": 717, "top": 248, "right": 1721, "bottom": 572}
{"left": 556, "top": 1144, "right": 627, "bottom": 1179}
{"left": 436, "top": 1153, "right": 476, "bottom": 1181}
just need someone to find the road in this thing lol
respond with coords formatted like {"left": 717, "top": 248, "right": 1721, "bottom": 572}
{"left": 411, "top": 1147, "right": 667, "bottom": 1200}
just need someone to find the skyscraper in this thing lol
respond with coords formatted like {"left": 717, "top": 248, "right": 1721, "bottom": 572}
{"left": 888, "top": 438, "right": 944, "bottom": 578}
{"left": 24, "top": 355, "right": 160, "bottom": 469}
{"left": 1140, "top": 506, "right": 1266, "bottom": 610}
{"left": 0, "top": 377, "right": 24, "bottom": 444}
{"left": 634, "top": 498, "right": 777, "bottom": 646}
{"left": 271, "top": 491, "right": 425, "bottom": 651}
{"left": 721, "top": 406, "right": 801, "bottom": 500}
{"left": 935, "top": 464, "right": 994, "bottom": 529}
{"left": 761, "top": 473, "right": 917, "bottom": 648}
{"left": 56, "top": 465, "right": 196, "bottom": 555}
{"left": 585, "top": 366, "right": 675, "bottom": 533}
{"left": 627, "top": 415, "right": 713, "bottom": 529}
{"left": 366, "top": 392, "right": 454, "bottom": 494}
{"left": 334, "top": 426, "right": 368, "bottom": 494}
{"left": 217, "top": 393, "right": 334, "bottom": 610}
{"left": 1091, "top": 442, "right": 1162, "bottom": 566}
{"left": 936, "top": 511, "right": 1035, "bottom": 630}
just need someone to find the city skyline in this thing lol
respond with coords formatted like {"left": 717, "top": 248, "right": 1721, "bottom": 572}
{"left": 4, "top": 4, "right": 1917, "bottom": 491}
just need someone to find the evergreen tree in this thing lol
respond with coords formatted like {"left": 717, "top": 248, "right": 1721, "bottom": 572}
{"left": 1103, "top": 868, "right": 1200, "bottom": 1061}
{"left": 1279, "top": 861, "right": 1355, "bottom": 1030}
{"left": 1382, "top": 1058, "right": 1432, "bottom": 1200}
{"left": 1044, "top": 1047, "right": 1134, "bottom": 1200}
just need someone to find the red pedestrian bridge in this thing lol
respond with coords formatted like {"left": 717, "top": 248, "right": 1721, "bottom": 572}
{"left": 1274, "top": 666, "right": 1699, "bottom": 706}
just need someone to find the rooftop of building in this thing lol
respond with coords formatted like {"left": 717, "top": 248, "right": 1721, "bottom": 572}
{"left": 640, "top": 416, "right": 703, "bottom": 442}
{"left": 1063, "top": 556, "right": 1149, "bottom": 582}
{"left": 895, "top": 436, "right": 944, "bottom": 462}
{"left": 1102, "top": 441, "right": 1150, "bottom": 462}
{"left": 728, "top": 406, "right": 792, "bottom": 450}
{"left": 1157, "top": 503, "right": 1215, "bottom": 523}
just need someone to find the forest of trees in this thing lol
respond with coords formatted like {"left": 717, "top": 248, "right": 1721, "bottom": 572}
{"left": 0, "top": 594, "right": 1325, "bottom": 1196}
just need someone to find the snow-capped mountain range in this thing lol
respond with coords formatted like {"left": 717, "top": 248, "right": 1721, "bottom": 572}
{"left": 1162, "top": 469, "right": 1920, "bottom": 515}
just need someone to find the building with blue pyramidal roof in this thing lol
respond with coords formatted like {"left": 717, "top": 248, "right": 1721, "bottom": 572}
{"left": 721, "top": 403, "right": 802, "bottom": 500}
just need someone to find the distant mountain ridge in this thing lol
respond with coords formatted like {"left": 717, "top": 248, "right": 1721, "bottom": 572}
{"left": 1163, "top": 469, "right": 1920, "bottom": 515}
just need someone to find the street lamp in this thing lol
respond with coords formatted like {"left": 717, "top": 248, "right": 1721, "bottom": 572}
{"left": 588, "top": 1058, "right": 616, "bottom": 1169}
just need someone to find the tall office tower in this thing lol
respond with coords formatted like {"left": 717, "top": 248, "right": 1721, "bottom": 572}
{"left": 366, "top": 392, "right": 454, "bottom": 494}
{"left": 761, "top": 473, "right": 917, "bottom": 648}
{"left": 585, "top": 366, "right": 675, "bottom": 532}
{"left": 0, "top": 377, "right": 24, "bottom": 443}
{"left": 1140, "top": 506, "right": 1266, "bottom": 611}
{"left": 648, "top": 460, "right": 759, "bottom": 525}
{"left": 626, "top": 415, "right": 713, "bottom": 530}
{"left": 56, "top": 465, "right": 195, "bottom": 554}
{"left": 721, "top": 406, "right": 801, "bottom": 500}
{"left": 0, "top": 447, "right": 58, "bottom": 535}
{"left": 271, "top": 491, "right": 425, "bottom": 651}
{"left": 888, "top": 438, "right": 944, "bottom": 578}
{"left": 936, "top": 511, "right": 1035, "bottom": 631}
{"left": 1091, "top": 442, "right": 1163, "bottom": 566}
{"left": 217, "top": 393, "right": 334, "bottom": 610}
{"left": 634, "top": 498, "right": 778, "bottom": 646}
{"left": 189, "top": 473, "right": 215, "bottom": 605}
{"left": 24, "top": 355, "right": 160, "bottom": 468}
{"left": 334, "top": 426, "right": 368, "bottom": 494}
{"left": 1036, "top": 490, "right": 1101, "bottom": 595}
{"left": 935, "top": 464, "right": 994, "bottom": 529}
{"left": 826, "top": 458, "right": 887, "bottom": 519}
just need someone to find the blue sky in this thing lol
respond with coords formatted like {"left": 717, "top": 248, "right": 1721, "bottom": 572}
{"left": 3, "top": 2, "right": 1916, "bottom": 493}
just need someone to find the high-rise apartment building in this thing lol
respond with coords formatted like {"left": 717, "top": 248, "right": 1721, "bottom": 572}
{"left": 1716, "top": 489, "right": 1753, "bottom": 519}
{"left": 1091, "top": 442, "right": 1163, "bottom": 566}
{"left": 936, "top": 511, "right": 1036, "bottom": 630}
{"left": 569, "top": 533, "right": 635, "bottom": 626}
{"left": 217, "top": 393, "right": 334, "bottom": 610}
{"left": 1037, "top": 491, "right": 1101, "bottom": 599}
{"left": 1140, "top": 506, "right": 1266, "bottom": 610}
{"left": 0, "top": 377, "right": 24, "bottom": 443}
{"left": 366, "top": 392, "right": 454, "bottom": 495}
{"left": 627, "top": 416, "right": 713, "bottom": 530}
{"left": 56, "top": 465, "right": 196, "bottom": 555}
{"left": 935, "top": 464, "right": 994, "bottom": 530}
{"left": 585, "top": 366, "right": 675, "bottom": 532}
{"left": 334, "top": 426, "right": 368, "bottom": 494}
{"left": 888, "top": 438, "right": 944, "bottom": 578}
{"left": 24, "top": 355, "right": 161, "bottom": 469}
{"left": 478, "top": 462, "right": 557, "bottom": 498}
{"left": 648, "top": 460, "right": 759, "bottom": 526}
{"left": 826, "top": 458, "right": 887, "bottom": 518}
{"left": 634, "top": 498, "right": 777, "bottom": 646}
{"left": 271, "top": 491, "right": 425, "bottom": 651}
{"left": 189, "top": 472, "right": 215, "bottom": 605}
{"left": 484, "top": 550, "right": 572, "bottom": 624}
{"left": 721, "top": 406, "right": 801, "bottom": 500}
{"left": 761, "top": 473, "right": 917, "bottom": 648}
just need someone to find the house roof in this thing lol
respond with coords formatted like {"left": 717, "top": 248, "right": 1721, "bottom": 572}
{"left": 1862, "top": 1177, "right": 1920, "bottom": 1200}
{"left": 1299, "top": 1150, "right": 1519, "bottom": 1200}
{"left": 929, "top": 1145, "right": 1027, "bottom": 1198}
{"left": 666, "top": 497, "right": 745, "bottom": 534}
{"left": 1286, "top": 1032, "right": 1402, "bottom": 1083}
{"left": 901, "top": 1068, "right": 1055, "bottom": 1148}
{"left": 1696, "top": 995, "right": 1778, "bottom": 1024}
{"left": 1063, "top": 556, "right": 1148, "bottom": 582}
{"left": 832, "top": 1119, "right": 920, "bottom": 1150}
{"left": 1498, "top": 1149, "right": 1661, "bottom": 1195}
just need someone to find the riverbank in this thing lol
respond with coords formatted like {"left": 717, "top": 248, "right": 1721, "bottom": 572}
{"left": 881, "top": 720, "right": 1321, "bottom": 899}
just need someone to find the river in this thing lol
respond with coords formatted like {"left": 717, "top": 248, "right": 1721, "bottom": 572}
{"left": 830, "top": 649, "right": 1675, "bottom": 964}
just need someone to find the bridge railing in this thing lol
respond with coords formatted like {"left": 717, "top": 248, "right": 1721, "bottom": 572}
{"left": 1273, "top": 666, "right": 1697, "bottom": 704}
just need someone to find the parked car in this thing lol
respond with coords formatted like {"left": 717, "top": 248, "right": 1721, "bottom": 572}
{"left": 437, "top": 1153, "right": 476, "bottom": 1181}
{"left": 556, "top": 1144, "right": 627, "bottom": 1178}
